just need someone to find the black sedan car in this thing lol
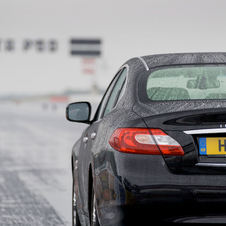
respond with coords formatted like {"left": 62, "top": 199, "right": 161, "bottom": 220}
{"left": 66, "top": 52, "right": 226, "bottom": 225}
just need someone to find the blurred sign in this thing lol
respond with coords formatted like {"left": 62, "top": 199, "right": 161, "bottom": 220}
{"left": 0, "top": 39, "right": 15, "bottom": 51}
{"left": 82, "top": 58, "right": 96, "bottom": 75}
{"left": 23, "top": 39, "right": 58, "bottom": 52}
{"left": 49, "top": 95, "right": 69, "bottom": 102}
{"left": 70, "top": 39, "right": 101, "bottom": 57}
{"left": 0, "top": 39, "right": 58, "bottom": 52}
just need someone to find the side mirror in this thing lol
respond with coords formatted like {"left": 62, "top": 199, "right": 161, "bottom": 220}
{"left": 66, "top": 102, "right": 91, "bottom": 124}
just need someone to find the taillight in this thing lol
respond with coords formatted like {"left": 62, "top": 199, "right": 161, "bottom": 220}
{"left": 109, "top": 128, "right": 184, "bottom": 156}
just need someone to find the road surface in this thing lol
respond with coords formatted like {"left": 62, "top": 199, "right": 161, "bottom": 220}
{"left": 0, "top": 101, "right": 90, "bottom": 225}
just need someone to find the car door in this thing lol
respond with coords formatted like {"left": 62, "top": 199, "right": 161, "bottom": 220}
{"left": 77, "top": 67, "right": 127, "bottom": 216}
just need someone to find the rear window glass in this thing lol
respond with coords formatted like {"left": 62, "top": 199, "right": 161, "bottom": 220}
{"left": 146, "top": 66, "right": 226, "bottom": 101}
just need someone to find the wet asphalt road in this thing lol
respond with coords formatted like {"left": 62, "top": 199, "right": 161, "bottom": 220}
{"left": 0, "top": 102, "right": 88, "bottom": 225}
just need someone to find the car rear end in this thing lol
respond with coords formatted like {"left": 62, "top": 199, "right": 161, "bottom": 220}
{"left": 109, "top": 64, "right": 226, "bottom": 223}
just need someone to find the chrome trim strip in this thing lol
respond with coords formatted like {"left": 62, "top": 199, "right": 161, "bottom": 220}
{"left": 137, "top": 57, "right": 149, "bottom": 71}
{"left": 184, "top": 128, "right": 226, "bottom": 134}
{"left": 196, "top": 163, "right": 226, "bottom": 167}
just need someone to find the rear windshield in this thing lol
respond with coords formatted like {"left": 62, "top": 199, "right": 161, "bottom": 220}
{"left": 146, "top": 66, "right": 226, "bottom": 101}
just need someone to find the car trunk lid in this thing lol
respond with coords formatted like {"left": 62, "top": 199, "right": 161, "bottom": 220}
{"left": 133, "top": 103, "right": 226, "bottom": 175}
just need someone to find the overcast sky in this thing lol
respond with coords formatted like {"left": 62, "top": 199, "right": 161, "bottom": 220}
{"left": 1, "top": 0, "right": 226, "bottom": 95}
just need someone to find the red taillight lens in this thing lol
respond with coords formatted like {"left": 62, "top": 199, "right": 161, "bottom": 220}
{"left": 109, "top": 128, "right": 184, "bottom": 156}
{"left": 109, "top": 128, "right": 159, "bottom": 155}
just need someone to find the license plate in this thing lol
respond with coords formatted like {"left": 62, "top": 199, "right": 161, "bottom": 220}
{"left": 199, "top": 137, "right": 226, "bottom": 155}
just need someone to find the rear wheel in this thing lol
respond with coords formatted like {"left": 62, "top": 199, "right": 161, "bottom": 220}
{"left": 72, "top": 176, "right": 81, "bottom": 226}
{"left": 90, "top": 186, "right": 100, "bottom": 226}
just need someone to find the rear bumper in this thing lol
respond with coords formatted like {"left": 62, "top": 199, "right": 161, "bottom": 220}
{"left": 98, "top": 201, "right": 226, "bottom": 225}
{"left": 97, "top": 184, "right": 226, "bottom": 225}
{"left": 95, "top": 153, "right": 226, "bottom": 225}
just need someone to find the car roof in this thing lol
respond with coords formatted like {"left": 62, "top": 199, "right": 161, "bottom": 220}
{"left": 129, "top": 53, "right": 226, "bottom": 117}
{"left": 140, "top": 52, "right": 226, "bottom": 70}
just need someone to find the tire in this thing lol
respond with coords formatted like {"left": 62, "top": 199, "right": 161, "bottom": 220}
{"left": 90, "top": 186, "right": 100, "bottom": 226}
{"left": 72, "top": 176, "right": 81, "bottom": 226}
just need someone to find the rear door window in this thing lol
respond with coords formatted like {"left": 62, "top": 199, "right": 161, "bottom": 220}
{"left": 103, "top": 68, "right": 127, "bottom": 117}
{"left": 94, "top": 70, "right": 122, "bottom": 120}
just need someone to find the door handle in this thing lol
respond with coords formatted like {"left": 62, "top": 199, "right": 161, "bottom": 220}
{"left": 91, "top": 132, "right": 97, "bottom": 140}
{"left": 83, "top": 137, "right": 88, "bottom": 143}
